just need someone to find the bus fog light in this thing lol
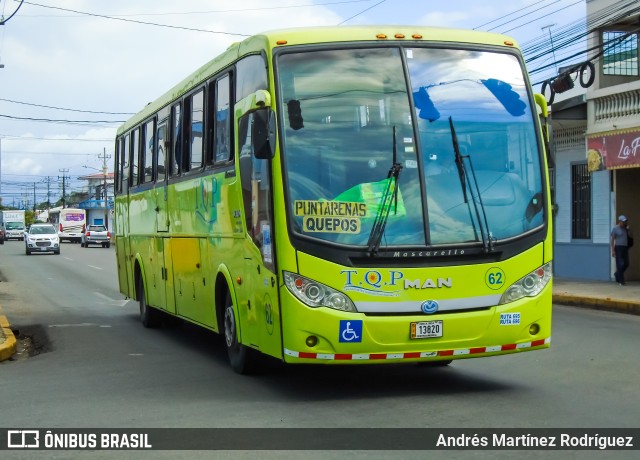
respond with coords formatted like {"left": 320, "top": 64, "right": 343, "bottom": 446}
{"left": 529, "top": 323, "right": 540, "bottom": 335}
{"left": 306, "top": 336, "right": 318, "bottom": 347}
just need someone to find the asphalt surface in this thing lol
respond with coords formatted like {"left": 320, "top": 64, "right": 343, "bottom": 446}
{"left": 1, "top": 277, "right": 638, "bottom": 362}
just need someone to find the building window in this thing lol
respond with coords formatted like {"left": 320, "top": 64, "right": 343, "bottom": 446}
{"left": 571, "top": 163, "right": 591, "bottom": 239}
{"left": 602, "top": 31, "right": 639, "bottom": 76}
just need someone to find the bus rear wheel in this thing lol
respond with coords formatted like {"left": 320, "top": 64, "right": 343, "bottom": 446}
{"left": 138, "top": 277, "right": 161, "bottom": 328}
{"left": 223, "top": 293, "right": 258, "bottom": 374}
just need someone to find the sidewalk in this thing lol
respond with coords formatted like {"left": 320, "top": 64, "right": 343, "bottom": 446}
{"left": 552, "top": 278, "right": 640, "bottom": 315}
{"left": 0, "top": 278, "right": 639, "bottom": 362}
{"left": 0, "top": 305, "right": 17, "bottom": 362}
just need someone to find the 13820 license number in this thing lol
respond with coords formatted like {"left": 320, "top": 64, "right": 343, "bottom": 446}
{"left": 410, "top": 320, "right": 443, "bottom": 339}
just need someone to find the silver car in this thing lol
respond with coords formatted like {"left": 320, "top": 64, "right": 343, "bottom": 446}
{"left": 24, "top": 223, "right": 61, "bottom": 255}
{"left": 81, "top": 225, "right": 111, "bottom": 248}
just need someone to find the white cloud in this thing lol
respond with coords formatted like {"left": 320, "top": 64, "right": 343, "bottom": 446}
{"left": 0, "top": 0, "right": 585, "bottom": 205}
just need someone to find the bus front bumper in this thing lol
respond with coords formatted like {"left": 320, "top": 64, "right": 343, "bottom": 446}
{"left": 281, "top": 284, "right": 552, "bottom": 364}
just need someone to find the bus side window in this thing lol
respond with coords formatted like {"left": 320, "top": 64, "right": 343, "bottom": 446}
{"left": 156, "top": 121, "right": 168, "bottom": 182}
{"left": 131, "top": 127, "right": 141, "bottom": 186}
{"left": 235, "top": 55, "right": 268, "bottom": 102}
{"left": 189, "top": 88, "right": 204, "bottom": 171}
{"left": 143, "top": 119, "right": 155, "bottom": 183}
{"left": 171, "top": 103, "right": 182, "bottom": 176}
{"left": 122, "top": 133, "right": 130, "bottom": 193}
{"left": 115, "top": 137, "right": 123, "bottom": 193}
{"left": 215, "top": 74, "right": 231, "bottom": 163}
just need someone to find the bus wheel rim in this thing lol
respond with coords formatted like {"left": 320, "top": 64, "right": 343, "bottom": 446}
{"left": 224, "top": 306, "right": 235, "bottom": 348}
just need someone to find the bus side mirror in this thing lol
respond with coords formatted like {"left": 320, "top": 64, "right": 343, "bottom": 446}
{"left": 253, "top": 108, "right": 276, "bottom": 160}
{"left": 534, "top": 93, "right": 554, "bottom": 168}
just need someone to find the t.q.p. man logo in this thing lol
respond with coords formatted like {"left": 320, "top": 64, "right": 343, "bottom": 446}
{"left": 340, "top": 269, "right": 403, "bottom": 297}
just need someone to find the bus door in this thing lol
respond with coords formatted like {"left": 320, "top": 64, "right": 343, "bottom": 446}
{"left": 238, "top": 112, "right": 281, "bottom": 357}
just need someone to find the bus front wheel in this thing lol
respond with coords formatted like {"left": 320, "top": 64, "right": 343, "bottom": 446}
{"left": 223, "top": 293, "right": 258, "bottom": 374}
{"left": 138, "top": 277, "right": 161, "bottom": 328}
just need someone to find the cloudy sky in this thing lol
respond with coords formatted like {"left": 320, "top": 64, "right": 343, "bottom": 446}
{"left": 0, "top": 0, "right": 585, "bottom": 207}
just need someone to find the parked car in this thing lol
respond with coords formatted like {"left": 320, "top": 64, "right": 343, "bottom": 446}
{"left": 81, "top": 225, "right": 111, "bottom": 248}
{"left": 24, "top": 223, "right": 60, "bottom": 255}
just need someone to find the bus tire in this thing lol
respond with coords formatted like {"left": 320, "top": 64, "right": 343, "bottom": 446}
{"left": 223, "top": 293, "right": 258, "bottom": 374}
{"left": 138, "top": 276, "right": 161, "bottom": 328}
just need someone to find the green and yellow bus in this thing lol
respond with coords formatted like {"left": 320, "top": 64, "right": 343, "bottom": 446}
{"left": 114, "top": 26, "right": 553, "bottom": 374}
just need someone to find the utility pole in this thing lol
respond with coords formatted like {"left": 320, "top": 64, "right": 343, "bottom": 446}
{"left": 59, "top": 169, "right": 69, "bottom": 208}
{"left": 45, "top": 176, "right": 52, "bottom": 211}
{"left": 0, "top": 137, "right": 2, "bottom": 207}
{"left": 541, "top": 24, "right": 558, "bottom": 74}
{"left": 33, "top": 182, "right": 36, "bottom": 212}
{"left": 99, "top": 148, "right": 111, "bottom": 229}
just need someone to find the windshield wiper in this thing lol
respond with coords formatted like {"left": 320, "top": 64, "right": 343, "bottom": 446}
{"left": 367, "top": 126, "right": 403, "bottom": 255}
{"left": 448, "top": 117, "right": 494, "bottom": 252}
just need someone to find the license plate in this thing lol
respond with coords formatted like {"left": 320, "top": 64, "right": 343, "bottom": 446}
{"left": 410, "top": 320, "right": 443, "bottom": 339}
{"left": 40, "top": 247, "right": 47, "bottom": 251}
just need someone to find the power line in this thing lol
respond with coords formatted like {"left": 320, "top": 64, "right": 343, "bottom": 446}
{"left": 0, "top": 98, "right": 134, "bottom": 115}
{"left": 0, "top": 0, "right": 24, "bottom": 25}
{"left": 473, "top": 0, "right": 560, "bottom": 30}
{"left": 499, "top": 0, "right": 584, "bottom": 34}
{"left": 338, "top": 0, "right": 386, "bottom": 25}
{"left": 22, "top": 1, "right": 250, "bottom": 36}
{"left": 0, "top": 114, "right": 123, "bottom": 125}
{"left": 1, "top": 150, "right": 112, "bottom": 156}
{"left": 524, "top": 0, "right": 640, "bottom": 85}
{"left": 44, "top": 1, "right": 376, "bottom": 17}
{"left": 0, "top": 136, "right": 113, "bottom": 142}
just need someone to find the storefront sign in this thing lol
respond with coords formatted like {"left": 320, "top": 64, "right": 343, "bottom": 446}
{"left": 586, "top": 129, "right": 640, "bottom": 172}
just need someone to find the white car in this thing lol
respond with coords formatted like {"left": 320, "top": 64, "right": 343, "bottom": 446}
{"left": 24, "top": 223, "right": 61, "bottom": 255}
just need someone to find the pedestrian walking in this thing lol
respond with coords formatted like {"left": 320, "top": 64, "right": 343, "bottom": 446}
{"left": 611, "top": 215, "right": 631, "bottom": 285}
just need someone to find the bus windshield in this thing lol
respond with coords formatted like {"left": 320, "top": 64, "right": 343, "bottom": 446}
{"left": 278, "top": 46, "right": 544, "bottom": 248}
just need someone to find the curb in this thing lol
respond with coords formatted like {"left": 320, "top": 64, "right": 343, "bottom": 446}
{"left": 552, "top": 294, "right": 640, "bottom": 316}
{"left": 0, "top": 310, "right": 17, "bottom": 362}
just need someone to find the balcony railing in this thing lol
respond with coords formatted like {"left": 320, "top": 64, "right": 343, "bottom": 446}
{"left": 78, "top": 199, "right": 114, "bottom": 210}
{"left": 589, "top": 81, "right": 640, "bottom": 130}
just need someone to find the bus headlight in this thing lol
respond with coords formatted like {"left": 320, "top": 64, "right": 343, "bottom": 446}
{"left": 284, "top": 271, "right": 357, "bottom": 312}
{"left": 499, "top": 262, "right": 552, "bottom": 304}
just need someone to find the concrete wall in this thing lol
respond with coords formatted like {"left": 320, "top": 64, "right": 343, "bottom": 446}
{"left": 554, "top": 242, "right": 611, "bottom": 280}
{"left": 553, "top": 127, "right": 613, "bottom": 280}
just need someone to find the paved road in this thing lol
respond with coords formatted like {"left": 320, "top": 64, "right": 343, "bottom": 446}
{"left": 0, "top": 241, "right": 638, "bottom": 459}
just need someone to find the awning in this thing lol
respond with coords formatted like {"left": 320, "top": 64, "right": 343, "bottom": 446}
{"left": 586, "top": 128, "right": 640, "bottom": 172}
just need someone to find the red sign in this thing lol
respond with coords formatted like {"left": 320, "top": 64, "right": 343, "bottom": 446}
{"left": 587, "top": 129, "right": 640, "bottom": 171}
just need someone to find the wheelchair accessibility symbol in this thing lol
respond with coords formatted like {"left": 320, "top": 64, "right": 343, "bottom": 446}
{"left": 339, "top": 320, "right": 363, "bottom": 343}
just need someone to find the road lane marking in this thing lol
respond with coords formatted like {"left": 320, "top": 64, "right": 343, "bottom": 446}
{"left": 88, "top": 265, "right": 103, "bottom": 270}
{"left": 48, "top": 323, "right": 110, "bottom": 328}
{"left": 94, "top": 292, "right": 129, "bottom": 307}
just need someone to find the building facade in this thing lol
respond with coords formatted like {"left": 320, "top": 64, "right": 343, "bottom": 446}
{"left": 77, "top": 171, "right": 114, "bottom": 230}
{"left": 551, "top": 0, "right": 639, "bottom": 281}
